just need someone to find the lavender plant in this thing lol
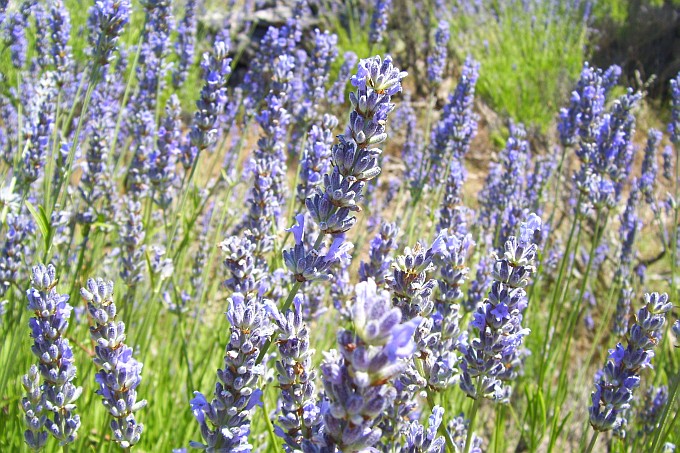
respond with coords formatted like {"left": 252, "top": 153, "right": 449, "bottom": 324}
{"left": 81, "top": 278, "right": 147, "bottom": 449}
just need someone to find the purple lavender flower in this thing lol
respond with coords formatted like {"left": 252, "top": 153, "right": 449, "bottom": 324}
{"left": 220, "top": 235, "right": 261, "bottom": 296}
{"left": 297, "top": 29, "right": 338, "bottom": 123}
{"left": 589, "top": 292, "right": 672, "bottom": 432}
{"left": 49, "top": 0, "right": 72, "bottom": 87}
{"left": 118, "top": 197, "right": 146, "bottom": 289}
{"left": 558, "top": 62, "right": 615, "bottom": 147}
{"left": 636, "top": 385, "right": 668, "bottom": 436}
{"left": 448, "top": 415, "right": 483, "bottom": 453}
{"left": 283, "top": 213, "right": 352, "bottom": 283}
{"left": 320, "top": 279, "right": 421, "bottom": 451}
{"left": 172, "top": 0, "right": 198, "bottom": 89}
{"left": 478, "top": 122, "right": 531, "bottom": 247}
{"left": 638, "top": 129, "right": 662, "bottom": 204}
{"left": 242, "top": 53, "right": 294, "bottom": 254}
{"left": 460, "top": 214, "right": 541, "bottom": 401}
{"left": 88, "top": 0, "right": 131, "bottom": 68}
{"left": 662, "top": 145, "right": 673, "bottom": 181}
{"left": 20, "top": 74, "right": 56, "bottom": 188}
{"left": 369, "top": 0, "right": 393, "bottom": 44}
{"left": 126, "top": 109, "right": 155, "bottom": 198}
{"left": 21, "top": 364, "right": 48, "bottom": 450}
{"left": 78, "top": 88, "right": 115, "bottom": 224}
{"left": 428, "top": 57, "right": 479, "bottom": 186}
{"left": 0, "top": 213, "right": 34, "bottom": 296}
{"left": 612, "top": 281, "right": 635, "bottom": 337}
{"left": 24, "top": 264, "right": 82, "bottom": 446}
{"left": 670, "top": 73, "right": 680, "bottom": 144}
{"left": 81, "top": 278, "right": 147, "bottom": 448}
{"left": 359, "top": 221, "right": 400, "bottom": 286}
{"left": 5, "top": 7, "right": 29, "bottom": 69}
{"left": 296, "top": 114, "right": 338, "bottom": 206}
{"left": 305, "top": 55, "right": 406, "bottom": 235}
{"left": 328, "top": 52, "right": 358, "bottom": 105}
{"left": 438, "top": 158, "right": 472, "bottom": 234}
{"left": 132, "top": 0, "right": 174, "bottom": 113}
{"left": 190, "top": 292, "right": 274, "bottom": 451}
{"left": 392, "top": 94, "right": 426, "bottom": 191}
{"left": 270, "top": 294, "right": 322, "bottom": 451}
{"left": 401, "top": 405, "right": 446, "bottom": 452}
{"left": 150, "top": 95, "right": 181, "bottom": 209}
{"left": 181, "top": 40, "right": 231, "bottom": 169}
{"left": 427, "top": 21, "right": 449, "bottom": 86}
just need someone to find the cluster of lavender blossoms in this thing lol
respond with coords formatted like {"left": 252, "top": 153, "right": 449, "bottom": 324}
{"left": 22, "top": 264, "right": 81, "bottom": 449}
{"left": 190, "top": 292, "right": 274, "bottom": 451}
{"left": 319, "top": 279, "right": 422, "bottom": 450}
{"left": 589, "top": 292, "right": 672, "bottom": 433}
{"left": 81, "top": 278, "right": 147, "bottom": 448}
{"left": 460, "top": 213, "right": 542, "bottom": 401}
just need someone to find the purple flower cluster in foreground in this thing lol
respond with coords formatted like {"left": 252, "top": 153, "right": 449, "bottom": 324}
{"left": 81, "top": 278, "right": 147, "bottom": 448}
{"left": 22, "top": 264, "right": 81, "bottom": 449}
{"left": 590, "top": 293, "right": 672, "bottom": 432}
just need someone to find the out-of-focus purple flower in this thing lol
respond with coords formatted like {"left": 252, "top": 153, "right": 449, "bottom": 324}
{"left": 612, "top": 281, "right": 634, "bottom": 337}
{"left": 670, "top": 73, "right": 680, "bottom": 144}
{"left": 359, "top": 221, "right": 399, "bottom": 286}
{"left": 20, "top": 74, "right": 56, "bottom": 188}
{"left": 636, "top": 385, "right": 668, "bottom": 436}
{"left": 241, "top": 53, "right": 295, "bottom": 256}
{"left": 23, "top": 264, "right": 82, "bottom": 447}
{"left": 297, "top": 114, "right": 337, "bottom": 206}
{"left": 49, "top": 0, "right": 72, "bottom": 87}
{"left": 328, "top": 52, "right": 358, "bottom": 105}
{"left": 172, "top": 0, "right": 198, "bottom": 89}
{"left": 478, "top": 122, "right": 531, "bottom": 247}
{"left": 427, "top": 20, "right": 449, "bottom": 86}
{"left": 369, "top": 0, "right": 393, "bottom": 44}
{"left": 88, "top": 0, "right": 131, "bottom": 68}
{"left": 589, "top": 292, "right": 672, "bottom": 432}
{"left": 118, "top": 197, "right": 146, "bottom": 288}
{"left": 180, "top": 40, "right": 231, "bottom": 169}
{"left": 150, "top": 95, "right": 181, "bottom": 209}
{"left": 428, "top": 57, "right": 479, "bottom": 186}
{"left": 662, "top": 145, "right": 673, "bottom": 181}
{"left": 5, "top": 6, "right": 29, "bottom": 69}
{"left": 81, "top": 278, "right": 146, "bottom": 448}
{"left": 190, "top": 292, "right": 274, "bottom": 451}
{"left": 460, "top": 214, "right": 541, "bottom": 402}
{"left": 638, "top": 129, "right": 662, "bottom": 204}
{"left": 0, "top": 213, "right": 33, "bottom": 296}
{"left": 297, "top": 29, "right": 338, "bottom": 123}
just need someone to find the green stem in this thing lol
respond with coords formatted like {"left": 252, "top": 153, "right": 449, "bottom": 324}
{"left": 584, "top": 430, "right": 599, "bottom": 453}
{"left": 538, "top": 195, "right": 582, "bottom": 387}
{"left": 464, "top": 378, "right": 482, "bottom": 453}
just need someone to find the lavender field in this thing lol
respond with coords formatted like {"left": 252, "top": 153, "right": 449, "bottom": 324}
{"left": 0, "top": 0, "right": 679, "bottom": 452}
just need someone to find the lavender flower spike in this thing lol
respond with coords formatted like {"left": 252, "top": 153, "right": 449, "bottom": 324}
{"left": 88, "top": 0, "right": 131, "bottom": 68}
{"left": 460, "top": 213, "right": 542, "bottom": 401}
{"left": 320, "top": 279, "right": 421, "bottom": 451}
{"left": 427, "top": 21, "right": 449, "bottom": 86}
{"left": 190, "top": 292, "right": 274, "bottom": 451}
{"left": 24, "top": 264, "right": 82, "bottom": 447}
{"left": 81, "top": 278, "right": 146, "bottom": 448}
{"left": 589, "top": 292, "right": 672, "bottom": 433}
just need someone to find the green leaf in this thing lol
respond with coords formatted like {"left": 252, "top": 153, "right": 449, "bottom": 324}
{"left": 25, "top": 201, "right": 53, "bottom": 254}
